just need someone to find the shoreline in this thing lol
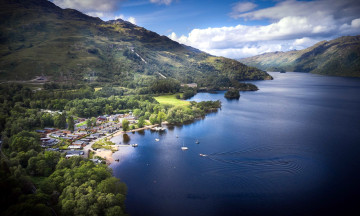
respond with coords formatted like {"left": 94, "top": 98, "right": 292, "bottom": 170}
{"left": 107, "top": 124, "right": 160, "bottom": 140}
{"left": 92, "top": 124, "right": 161, "bottom": 164}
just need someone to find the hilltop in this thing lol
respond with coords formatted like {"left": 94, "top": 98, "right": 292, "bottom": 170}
{"left": 0, "top": 0, "right": 271, "bottom": 87}
{"left": 239, "top": 35, "right": 360, "bottom": 77}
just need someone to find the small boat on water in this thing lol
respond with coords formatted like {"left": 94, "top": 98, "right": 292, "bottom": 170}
{"left": 199, "top": 154, "right": 207, "bottom": 157}
{"left": 115, "top": 159, "right": 120, "bottom": 162}
{"left": 195, "top": 139, "right": 200, "bottom": 144}
{"left": 132, "top": 144, "right": 138, "bottom": 147}
{"left": 181, "top": 141, "right": 188, "bottom": 150}
{"left": 151, "top": 127, "right": 166, "bottom": 131}
{"left": 155, "top": 138, "right": 160, "bottom": 141}
{"left": 176, "top": 135, "right": 179, "bottom": 138}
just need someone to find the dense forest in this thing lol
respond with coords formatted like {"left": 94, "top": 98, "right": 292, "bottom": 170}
{"left": 0, "top": 82, "right": 221, "bottom": 215}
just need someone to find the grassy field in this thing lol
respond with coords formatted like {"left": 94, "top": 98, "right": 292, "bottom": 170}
{"left": 154, "top": 94, "right": 190, "bottom": 107}
{"left": 77, "top": 121, "right": 87, "bottom": 127}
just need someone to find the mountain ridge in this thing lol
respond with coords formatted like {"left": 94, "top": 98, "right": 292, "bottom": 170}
{"left": 239, "top": 35, "right": 360, "bottom": 77}
{"left": 0, "top": 0, "right": 272, "bottom": 87}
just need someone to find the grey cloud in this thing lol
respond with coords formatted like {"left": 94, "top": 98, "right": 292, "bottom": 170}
{"left": 53, "top": 0, "right": 122, "bottom": 13}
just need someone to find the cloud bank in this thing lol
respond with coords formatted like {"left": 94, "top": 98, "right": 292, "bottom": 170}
{"left": 150, "top": 0, "right": 173, "bottom": 5}
{"left": 53, "top": 0, "right": 120, "bottom": 13}
{"left": 53, "top": 0, "right": 126, "bottom": 20}
{"left": 170, "top": 0, "right": 360, "bottom": 59}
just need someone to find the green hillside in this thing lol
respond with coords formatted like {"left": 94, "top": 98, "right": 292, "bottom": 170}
{"left": 239, "top": 35, "right": 360, "bottom": 77}
{"left": 0, "top": 0, "right": 271, "bottom": 87}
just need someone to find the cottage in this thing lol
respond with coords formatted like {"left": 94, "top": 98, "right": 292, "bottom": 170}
{"left": 181, "top": 83, "right": 198, "bottom": 88}
{"left": 90, "top": 158, "right": 102, "bottom": 164}
{"left": 65, "top": 150, "right": 84, "bottom": 158}
{"left": 67, "top": 134, "right": 80, "bottom": 140}
{"left": 68, "top": 145, "right": 82, "bottom": 149}
{"left": 40, "top": 137, "right": 50, "bottom": 141}
{"left": 72, "top": 140, "right": 86, "bottom": 147}
{"left": 42, "top": 138, "right": 58, "bottom": 146}
{"left": 97, "top": 116, "right": 107, "bottom": 122}
{"left": 51, "top": 133, "right": 62, "bottom": 138}
{"left": 44, "top": 127, "right": 57, "bottom": 133}
{"left": 46, "top": 148, "right": 60, "bottom": 152}
{"left": 80, "top": 138, "right": 91, "bottom": 143}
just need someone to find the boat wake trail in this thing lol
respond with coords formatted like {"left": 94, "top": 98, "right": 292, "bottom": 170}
{"left": 199, "top": 144, "right": 320, "bottom": 193}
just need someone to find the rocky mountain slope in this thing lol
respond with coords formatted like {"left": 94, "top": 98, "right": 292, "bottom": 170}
{"left": 0, "top": 0, "right": 271, "bottom": 86}
{"left": 240, "top": 35, "right": 360, "bottom": 77}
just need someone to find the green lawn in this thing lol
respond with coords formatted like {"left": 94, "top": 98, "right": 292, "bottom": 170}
{"left": 77, "top": 121, "right": 87, "bottom": 127}
{"left": 154, "top": 94, "right": 190, "bottom": 107}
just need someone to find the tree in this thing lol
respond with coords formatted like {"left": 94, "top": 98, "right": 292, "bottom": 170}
{"left": 132, "top": 109, "right": 141, "bottom": 118}
{"left": 224, "top": 89, "right": 240, "bottom": 99}
{"left": 105, "top": 104, "right": 113, "bottom": 115}
{"left": 157, "top": 112, "right": 166, "bottom": 125}
{"left": 144, "top": 111, "right": 151, "bottom": 119}
{"left": 182, "top": 89, "right": 196, "bottom": 99}
{"left": 54, "top": 113, "right": 66, "bottom": 129}
{"left": 149, "top": 114, "right": 157, "bottom": 125}
{"left": 10, "top": 131, "right": 40, "bottom": 152}
{"left": 91, "top": 117, "right": 97, "bottom": 126}
{"left": 97, "top": 177, "right": 127, "bottom": 194}
{"left": 67, "top": 116, "right": 75, "bottom": 131}
{"left": 137, "top": 116, "right": 145, "bottom": 128}
{"left": 105, "top": 206, "right": 125, "bottom": 216}
{"left": 86, "top": 119, "right": 92, "bottom": 128}
{"left": 122, "top": 119, "right": 129, "bottom": 132}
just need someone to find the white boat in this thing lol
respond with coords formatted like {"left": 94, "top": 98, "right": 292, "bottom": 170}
{"left": 132, "top": 144, "right": 138, "bottom": 147}
{"left": 155, "top": 138, "right": 160, "bottom": 141}
{"left": 176, "top": 135, "right": 179, "bottom": 138}
{"left": 152, "top": 127, "right": 166, "bottom": 131}
{"left": 181, "top": 141, "right": 188, "bottom": 150}
{"left": 195, "top": 139, "right": 200, "bottom": 144}
{"left": 199, "top": 153, "right": 207, "bottom": 157}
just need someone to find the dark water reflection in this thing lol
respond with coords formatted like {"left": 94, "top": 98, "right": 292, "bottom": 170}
{"left": 111, "top": 72, "right": 360, "bottom": 216}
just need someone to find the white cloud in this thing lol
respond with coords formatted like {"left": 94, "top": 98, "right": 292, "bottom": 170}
{"left": 150, "top": 0, "right": 173, "bottom": 5}
{"left": 351, "top": 18, "right": 360, "bottom": 28}
{"left": 114, "top": 14, "right": 125, "bottom": 20}
{"left": 113, "top": 14, "right": 136, "bottom": 24}
{"left": 231, "top": 2, "right": 257, "bottom": 13}
{"left": 170, "top": 0, "right": 360, "bottom": 59}
{"left": 128, "top": 17, "right": 136, "bottom": 24}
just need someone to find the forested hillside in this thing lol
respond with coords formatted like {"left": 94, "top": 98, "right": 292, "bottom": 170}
{"left": 0, "top": 0, "right": 271, "bottom": 87}
{"left": 240, "top": 35, "right": 360, "bottom": 77}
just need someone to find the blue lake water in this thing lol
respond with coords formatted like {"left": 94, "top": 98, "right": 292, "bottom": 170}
{"left": 111, "top": 72, "right": 360, "bottom": 216}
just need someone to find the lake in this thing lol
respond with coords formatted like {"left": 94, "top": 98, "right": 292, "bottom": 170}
{"left": 110, "top": 72, "right": 360, "bottom": 216}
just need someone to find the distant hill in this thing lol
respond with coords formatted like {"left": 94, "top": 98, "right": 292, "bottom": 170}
{"left": 0, "top": 0, "right": 271, "bottom": 86}
{"left": 239, "top": 35, "right": 360, "bottom": 77}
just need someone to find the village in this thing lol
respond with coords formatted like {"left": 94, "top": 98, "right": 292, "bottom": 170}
{"left": 35, "top": 112, "right": 149, "bottom": 163}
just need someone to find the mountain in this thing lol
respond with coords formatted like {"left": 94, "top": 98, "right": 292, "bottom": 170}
{"left": 0, "top": 0, "right": 271, "bottom": 87}
{"left": 239, "top": 36, "right": 360, "bottom": 77}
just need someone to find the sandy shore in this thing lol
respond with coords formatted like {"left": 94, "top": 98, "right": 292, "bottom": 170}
{"left": 94, "top": 123, "right": 162, "bottom": 164}
{"left": 94, "top": 149, "right": 114, "bottom": 164}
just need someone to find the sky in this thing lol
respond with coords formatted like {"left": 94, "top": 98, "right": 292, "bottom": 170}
{"left": 51, "top": 0, "right": 360, "bottom": 59}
